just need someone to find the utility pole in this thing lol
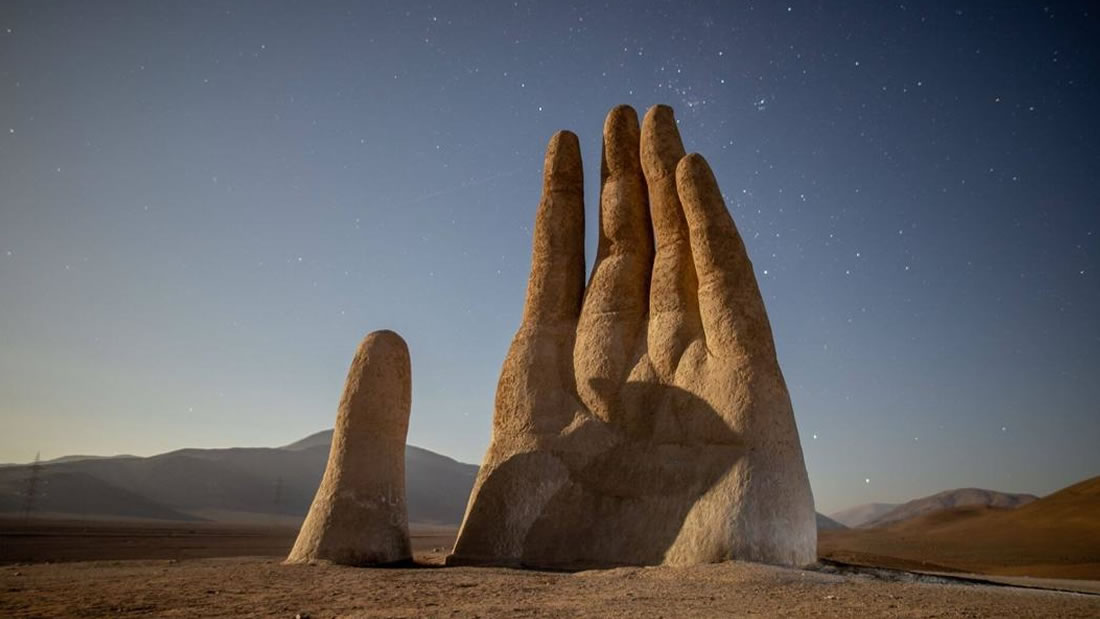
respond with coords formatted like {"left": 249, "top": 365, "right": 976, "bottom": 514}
{"left": 22, "top": 452, "right": 42, "bottom": 521}
{"left": 269, "top": 476, "right": 285, "bottom": 525}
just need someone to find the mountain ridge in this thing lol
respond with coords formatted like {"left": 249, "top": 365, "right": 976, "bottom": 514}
{"left": 0, "top": 431, "right": 478, "bottom": 525}
{"left": 863, "top": 487, "right": 1037, "bottom": 528}
{"left": 819, "top": 475, "right": 1100, "bottom": 580}
{"left": 5, "top": 432, "right": 1052, "bottom": 535}
{"left": 827, "top": 502, "right": 897, "bottom": 528}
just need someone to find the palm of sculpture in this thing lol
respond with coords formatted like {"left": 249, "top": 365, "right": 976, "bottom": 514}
{"left": 449, "top": 105, "right": 816, "bottom": 569}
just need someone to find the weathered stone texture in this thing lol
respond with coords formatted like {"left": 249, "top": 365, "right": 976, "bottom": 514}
{"left": 287, "top": 330, "right": 412, "bottom": 566}
{"left": 449, "top": 105, "right": 816, "bottom": 570}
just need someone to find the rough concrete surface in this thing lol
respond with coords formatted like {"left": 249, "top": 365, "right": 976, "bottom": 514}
{"left": 5, "top": 557, "right": 1098, "bottom": 618}
{"left": 449, "top": 104, "right": 816, "bottom": 570}
{"left": 287, "top": 330, "right": 413, "bottom": 566}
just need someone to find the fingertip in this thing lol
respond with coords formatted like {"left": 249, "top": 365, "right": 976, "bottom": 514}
{"left": 676, "top": 152, "right": 709, "bottom": 175}
{"left": 675, "top": 153, "right": 716, "bottom": 201}
{"left": 641, "top": 104, "right": 685, "bottom": 180}
{"left": 606, "top": 103, "right": 638, "bottom": 125}
{"left": 356, "top": 330, "right": 411, "bottom": 377}
{"left": 361, "top": 329, "right": 409, "bottom": 357}
{"left": 549, "top": 129, "right": 580, "bottom": 151}
{"left": 603, "top": 104, "right": 641, "bottom": 175}
{"left": 544, "top": 130, "right": 583, "bottom": 191}
{"left": 648, "top": 103, "right": 675, "bottom": 117}
{"left": 346, "top": 329, "right": 412, "bottom": 431}
{"left": 642, "top": 104, "right": 676, "bottom": 134}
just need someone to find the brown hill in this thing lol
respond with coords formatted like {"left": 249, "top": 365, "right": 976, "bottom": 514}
{"left": 815, "top": 512, "right": 847, "bottom": 530}
{"left": 0, "top": 471, "right": 198, "bottom": 521}
{"left": 863, "top": 487, "right": 1037, "bottom": 528}
{"left": 819, "top": 475, "right": 1100, "bottom": 580}
{"left": 827, "top": 502, "right": 897, "bottom": 528}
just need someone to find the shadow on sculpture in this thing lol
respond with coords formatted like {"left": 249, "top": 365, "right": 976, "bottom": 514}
{"left": 456, "top": 381, "right": 743, "bottom": 569}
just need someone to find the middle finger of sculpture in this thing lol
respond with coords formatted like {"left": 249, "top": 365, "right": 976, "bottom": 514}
{"left": 449, "top": 104, "right": 816, "bottom": 570}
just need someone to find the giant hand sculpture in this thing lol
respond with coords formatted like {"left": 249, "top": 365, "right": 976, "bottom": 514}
{"left": 448, "top": 105, "right": 815, "bottom": 570}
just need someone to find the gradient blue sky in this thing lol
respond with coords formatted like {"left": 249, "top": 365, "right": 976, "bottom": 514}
{"left": 1, "top": 1, "right": 1097, "bottom": 513}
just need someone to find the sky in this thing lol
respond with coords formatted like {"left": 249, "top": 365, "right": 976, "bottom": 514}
{"left": 1, "top": 1, "right": 1097, "bottom": 514}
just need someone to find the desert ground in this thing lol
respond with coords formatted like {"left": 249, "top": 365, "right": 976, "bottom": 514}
{"left": 2, "top": 518, "right": 1099, "bottom": 617}
{"left": 4, "top": 552, "right": 1100, "bottom": 617}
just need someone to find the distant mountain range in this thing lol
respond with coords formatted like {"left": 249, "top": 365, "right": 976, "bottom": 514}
{"left": 862, "top": 488, "right": 1037, "bottom": 528}
{"left": 0, "top": 454, "right": 140, "bottom": 467}
{"left": 828, "top": 488, "right": 1038, "bottom": 529}
{"left": 1, "top": 433, "right": 1050, "bottom": 534}
{"left": 0, "top": 430, "right": 477, "bottom": 525}
{"left": 815, "top": 512, "right": 847, "bottom": 530}
{"left": 827, "top": 502, "right": 897, "bottom": 528}
{"left": 0, "top": 432, "right": 846, "bottom": 529}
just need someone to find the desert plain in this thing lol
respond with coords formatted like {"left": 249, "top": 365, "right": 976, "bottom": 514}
{"left": 3, "top": 516, "right": 1099, "bottom": 617}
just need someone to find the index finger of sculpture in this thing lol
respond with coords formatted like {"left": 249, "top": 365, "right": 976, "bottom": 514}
{"left": 520, "top": 130, "right": 586, "bottom": 329}
{"left": 676, "top": 153, "right": 776, "bottom": 360}
{"left": 641, "top": 104, "right": 701, "bottom": 377}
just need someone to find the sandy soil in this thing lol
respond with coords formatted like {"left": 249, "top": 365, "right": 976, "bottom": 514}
{"left": 3, "top": 519, "right": 1098, "bottom": 616}
{"left": 2, "top": 554, "right": 1098, "bottom": 618}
